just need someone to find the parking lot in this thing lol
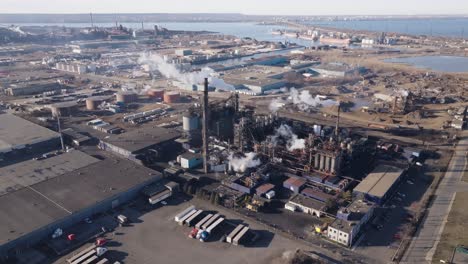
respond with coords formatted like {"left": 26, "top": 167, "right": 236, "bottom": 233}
{"left": 53, "top": 195, "right": 309, "bottom": 264}
{"left": 354, "top": 166, "right": 431, "bottom": 262}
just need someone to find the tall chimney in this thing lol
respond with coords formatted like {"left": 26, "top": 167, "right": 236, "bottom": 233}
{"left": 335, "top": 101, "right": 341, "bottom": 139}
{"left": 202, "top": 78, "right": 209, "bottom": 173}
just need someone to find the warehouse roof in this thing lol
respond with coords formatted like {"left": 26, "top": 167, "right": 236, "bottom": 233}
{"left": 101, "top": 125, "right": 181, "bottom": 153}
{"left": 0, "top": 151, "right": 161, "bottom": 245}
{"left": 353, "top": 165, "right": 403, "bottom": 199}
{"left": 0, "top": 150, "right": 99, "bottom": 196}
{"left": 0, "top": 114, "right": 60, "bottom": 153}
{"left": 289, "top": 193, "right": 325, "bottom": 211}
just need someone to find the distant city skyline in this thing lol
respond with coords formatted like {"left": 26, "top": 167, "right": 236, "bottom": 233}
{"left": 1, "top": 0, "right": 467, "bottom": 16}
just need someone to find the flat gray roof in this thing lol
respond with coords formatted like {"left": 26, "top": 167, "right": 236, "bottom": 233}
{"left": 0, "top": 150, "right": 99, "bottom": 196}
{"left": 0, "top": 151, "right": 161, "bottom": 245}
{"left": 0, "top": 114, "right": 60, "bottom": 153}
{"left": 353, "top": 165, "right": 403, "bottom": 199}
{"left": 289, "top": 193, "right": 325, "bottom": 211}
{"left": 101, "top": 125, "right": 180, "bottom": 153}
{"left": 330, "top": 199, "right": 374, "bottom": 233}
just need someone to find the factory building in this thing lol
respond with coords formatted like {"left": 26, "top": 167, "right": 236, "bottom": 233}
{"left": 327, "top": 199, "right": 375, "bottom": 247}
{"left": 55, "top": 62, "right": 87, "bottom": 74}
{"left": 178, "top": 152, "right": 203, "bottom": 169}
{"left": 285, "top": 193, "right": 326, "bottom": 218}
{"left": 175, "top": 49, "right": 193, "bottom": 56}
{"left": 5, "top": 81, "right": 65, "bottom": 96}
{"left": 224, "top": 77, "right": 286, "bottom": 95}
{"left": 310, "top": 63, "right": 366, "bottom": 78}
{"left": 0, "top": 150, "right": 162, "bottom": 259}
{"left": 0, "top": 114, "right": 61, "bottom": 160}
{"left": 283, "top": 176, "right": 307, "bottom": 194}
{"left": 353, "top": 165, "right": 404, "bottom": 204}
{"left": 98, "top": 125, "right": 181, "bottom": 165}
{"left": 313, "top": 150, "right": 343, "bottom": 175}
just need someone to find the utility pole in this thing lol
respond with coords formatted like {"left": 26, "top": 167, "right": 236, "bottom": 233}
{"left": 202, "top": 78, "right": 209, "bottom": 174}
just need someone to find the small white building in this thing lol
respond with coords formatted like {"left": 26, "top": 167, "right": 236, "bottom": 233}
{"left": 285, "top": 194, "right": 325, "bottom": 218}
{"left": 178, "top": 152, "right": 203, "bottom": 169}
{"left": 327, "top": 199, "right": 375, "bottom": 247}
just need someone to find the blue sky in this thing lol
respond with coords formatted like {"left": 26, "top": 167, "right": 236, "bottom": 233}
{"left": 1, "top": 0, "right": 466, "bottom": 15}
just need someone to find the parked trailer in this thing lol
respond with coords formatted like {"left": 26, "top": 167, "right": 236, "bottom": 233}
{"left": 200, "top": 218, "right": 225, "bottom": 242}
{"left": 96, "top": 258, "right": 109, "bottom": 264}
{"left": 149, "top": 189, "right": 172, "bottom": 205}
{"left": 81, "top": 255, "right": 98, "bottom": 264}
{"left": 232, "top": 226, "right": 250, "bottom": 246}
{"left": 185, "top": 210, "right": 203, "bottom": 226}
{"left": 70, "top": 250, "right": 96, "bottom": 264}
{"left": 178, "top": 209, "right": 197, "bottom": 225}
{"left": 201, "top": 214, "right": 220, "bottom": 230}
{"left": 67, "top": 245, "right": 96, "bottom": 263}
{"left": 195, "top": 214, "right": 213, "bottom": 229}
{"left": 174, "top": 205, "right": 195, "bottom": 222}
{"left": 206, "top": 217, "right": 224, "bottom": 234}
{"left": 227, "top": 224, "right": 245, "bottom": 244}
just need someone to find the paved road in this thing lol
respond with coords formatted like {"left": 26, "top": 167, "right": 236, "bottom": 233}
{"left": 401, "top": 137, "right": 468, "bottom": 264}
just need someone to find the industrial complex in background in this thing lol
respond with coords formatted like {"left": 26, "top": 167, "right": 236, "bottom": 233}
{"left": 0, "top": 12, "right": 467, "bottom": 264}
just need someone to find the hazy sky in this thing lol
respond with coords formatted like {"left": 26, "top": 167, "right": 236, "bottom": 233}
{"left": 1, "top": 0, "right": 467, "bottom": 15}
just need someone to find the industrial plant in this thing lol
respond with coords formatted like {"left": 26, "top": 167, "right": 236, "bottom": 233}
{"left": 0, "top": 10, "right": 467, "bottom": 264}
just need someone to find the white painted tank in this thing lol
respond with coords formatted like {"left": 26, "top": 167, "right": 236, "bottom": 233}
{"left": 183, "top": 114, "right": 199, "bottom": 131}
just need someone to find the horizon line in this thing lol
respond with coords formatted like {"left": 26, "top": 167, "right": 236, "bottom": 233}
{"left": 0, "top": 12, "right": 468, "bottom": 17}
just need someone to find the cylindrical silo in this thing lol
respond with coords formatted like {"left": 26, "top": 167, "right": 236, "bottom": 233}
{"left": 183, "top": 114, "right": 199, "bottom": 131}
{"left": 116, "top": 91, "right": 138, "bottom": 103}
{"left": 86, "top": 96, "right": 105, "bottom": 110}
{"left": 164, "top": 92, "right": 181, "bottom": 104}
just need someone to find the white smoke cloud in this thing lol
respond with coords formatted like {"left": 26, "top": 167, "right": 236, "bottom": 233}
{"left": 271, "top": 124, "right": 306, "bottom": 151}
{"left": 228, "top": 152, "right": 262, "bottom": 172}
{"left": 138, "top": 52, "right": 235, "bottom": 91}
{"left": 289, "top": 88, "right": 337, "bottom": 111}
{"left": 268, "top": 98, "right": 286, "bottom": 112}
{"left": 268, "top": 88, "right": 337, "bottom": 113}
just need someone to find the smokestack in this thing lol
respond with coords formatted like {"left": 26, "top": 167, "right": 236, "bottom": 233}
{"left": 335, "top": 101, "right": 341, "bottom": 139}
{"left": 202, "top": 78, "right": 209, "bottom": 173}
{"left": 90, "top": 13, "right": 94, "bottom": 28}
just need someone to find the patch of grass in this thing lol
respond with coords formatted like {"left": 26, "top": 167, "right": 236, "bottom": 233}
{"left": 432, "top": 191, "right": 468, "bottom": 263}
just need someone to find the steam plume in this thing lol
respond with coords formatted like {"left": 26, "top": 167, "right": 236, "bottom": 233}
{"left": 138, "top": 52, "right": 234, "bottom": 91}
{"left": 271, "top": 124, "right": 306, "bottom": 151}
{"left": 228, "top": 152, "right": 261, "bottom": 172}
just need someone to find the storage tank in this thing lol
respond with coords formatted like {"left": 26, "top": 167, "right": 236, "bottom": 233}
{"left": 147, "top": 89, "right": 165, "bottom": 99}
{"left": 183, "top": 113, "right": 199, "bottom": 131}
{"left": 86, "top": 96, "right": 106, "bottom": 110}
{"left": 49, "top": 101, "right": 78, "bottom": 117}
{"left": 164, "top": 92, "right": 181, "bottom": 104}
{"left": 116, "top": 91, "right": 138, "bottom": 103}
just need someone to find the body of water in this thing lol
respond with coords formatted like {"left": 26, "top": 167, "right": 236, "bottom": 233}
{"left": 1, "top": 22, "right": 319, "bottom": 46}
{"left": 384, "top": 56, "right": 468, "bottom": 73}
{"left": 308, "top": 18, "right": 468, "bottom": 38}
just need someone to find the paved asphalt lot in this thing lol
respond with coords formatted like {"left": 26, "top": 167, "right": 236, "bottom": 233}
{"left": 55, "top": 196, "right": 311, "bottom": 264}
{"left": 402, "top": 137, "right": 468, "bottom": 264}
